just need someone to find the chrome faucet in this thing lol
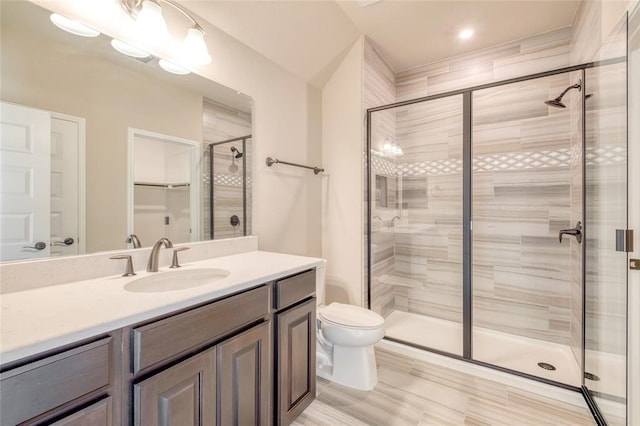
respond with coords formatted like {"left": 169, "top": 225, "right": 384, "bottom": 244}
{"left": 147, "top": 238, "right": 173, "bottom": 272}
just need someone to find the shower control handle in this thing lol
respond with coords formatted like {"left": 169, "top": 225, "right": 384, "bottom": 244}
{"left": 559, "top": 221, "right": 582, "bottom": 244}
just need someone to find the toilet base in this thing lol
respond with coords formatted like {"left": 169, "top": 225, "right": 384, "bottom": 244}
{"left": 316, "top": 344, "right": 378, "bottom": 391}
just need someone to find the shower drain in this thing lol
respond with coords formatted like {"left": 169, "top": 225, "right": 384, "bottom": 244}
{"left": 537, "top": 362, "right": 556, "bottom": 371}
{"left": 584, "top": 372, "right": 601, "bottom": 381}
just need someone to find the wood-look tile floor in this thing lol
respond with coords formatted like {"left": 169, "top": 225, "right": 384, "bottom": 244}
{"left": 294, "top": 347, "right": 596, "bottom": 426}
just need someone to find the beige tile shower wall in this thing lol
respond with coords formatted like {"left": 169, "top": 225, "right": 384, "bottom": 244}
{"left": 202, "top": 100, "right": 252, "bottom": 240}
{"left": 384, "top": 28, "right": 571, "bottom": 343}
{"left": 390, "top": 96, "right": 464, "bottom": 323}
{"left": 364, "top": 38, "right": 397, "bottom": 313}
{"left": 472, "top": 74, "right": 573, "bottom": 345}
{"left": 396, "top": 27, "right": 572, "bottom": 101}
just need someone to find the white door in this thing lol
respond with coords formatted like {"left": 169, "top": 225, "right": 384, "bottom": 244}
{"left": 50, "top": 115, "right": 81, "bottom": 257}
{"left": 0, "top": 102, "right": 51, "bottom": 261}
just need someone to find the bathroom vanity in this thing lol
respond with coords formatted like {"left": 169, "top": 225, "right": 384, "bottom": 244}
{"left": 0, "top": 250, "right": 320, "bottom": 425}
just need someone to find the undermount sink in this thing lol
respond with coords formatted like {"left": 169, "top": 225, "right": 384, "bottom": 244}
{"left": 124, "top": 268, "right": 230, "bottom": 293}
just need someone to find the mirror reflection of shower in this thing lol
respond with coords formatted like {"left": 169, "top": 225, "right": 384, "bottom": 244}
{"left": 229, "top": 146, "right": 243, "bottom": 173}
{"left": 208, "top": 135, "right": 251, "bottom": 240}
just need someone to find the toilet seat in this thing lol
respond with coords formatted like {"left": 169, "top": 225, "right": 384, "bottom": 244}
{"left": 318, "top": 303, "right": 384, "bottom": 329}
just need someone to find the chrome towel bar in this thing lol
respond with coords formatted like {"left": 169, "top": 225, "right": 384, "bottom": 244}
{"left": 265, "top": 157, "right": 324, "bottom": 175}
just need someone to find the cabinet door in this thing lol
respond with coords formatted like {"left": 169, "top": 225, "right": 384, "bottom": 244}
{"left": 50, "top": 397, "right": 112, "bottom": 426}
{"left": 134, "top": 348, "right": 216, "bottom": 426}
{"left": 276, "top": 299, "right": 316, "bottom": 425}
{"left": 0, "top": 338, "right": 111, "bottom": 426}
{"left": 218, "top": 322, "right": 272, "bottom": 426}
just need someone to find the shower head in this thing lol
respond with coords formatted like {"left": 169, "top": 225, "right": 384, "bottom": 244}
{"left": 544, "top": 79, "right": 582, "bottom": 109}
{"left": 230, "top": 146, "right": 243, "bottom": 159}
{"left": 544, "top": 98, "right": 567, "bottom": 108}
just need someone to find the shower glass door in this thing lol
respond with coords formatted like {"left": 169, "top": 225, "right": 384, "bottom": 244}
{"left": 369, "top": 95, "right": 464, "bottom": 356}
{"left": 471, "top": 72, "right": 582, "bottom": 386}
{"left": 583, "top": 13, "right": 628, "bottom": 424}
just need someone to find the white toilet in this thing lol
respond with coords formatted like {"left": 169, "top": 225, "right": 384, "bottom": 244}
{"left": 315, "top": 261, "right": 385, "bottom": 391}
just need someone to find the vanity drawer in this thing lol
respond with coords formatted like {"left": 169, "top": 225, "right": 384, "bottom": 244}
{"left": 0, "top": 337, "right": 112, "bottom": 425}
{"left": 133, "top": 285, "right": 270, "bottom": 374}
{"left": 274, "top": 269, "right": 316, "bottom": 310}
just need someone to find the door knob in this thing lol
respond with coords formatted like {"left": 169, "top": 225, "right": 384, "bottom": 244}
{"left": 53, "top": 237, "right": 75, "bottom": 246}
{"left": 23, "top": 241, "right": 46, "bottom": 250}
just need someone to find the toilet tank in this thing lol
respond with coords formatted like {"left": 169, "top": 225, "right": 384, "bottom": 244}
{"left": 315, "top": 259, "right": 327, "bottom": 305}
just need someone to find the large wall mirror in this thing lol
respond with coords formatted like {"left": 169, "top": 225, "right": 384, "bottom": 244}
{"left": 0, "top": 0, "right": 253, "bottom": 262}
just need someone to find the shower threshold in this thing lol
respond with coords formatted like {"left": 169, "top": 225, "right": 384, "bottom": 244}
{"left": 384, "top": 310, "right": 582, "bottom": 387}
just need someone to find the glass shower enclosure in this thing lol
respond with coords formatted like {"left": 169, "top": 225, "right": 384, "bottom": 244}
{"left": 367, "top": 35, "right": 629, "bottom": 422}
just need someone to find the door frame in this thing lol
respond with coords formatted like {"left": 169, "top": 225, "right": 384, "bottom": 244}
{"left": 126, "top": 127, "right": 201, "bottom": 243}
{"left": 50, "top": 111, "right": 86, "bottom": 255}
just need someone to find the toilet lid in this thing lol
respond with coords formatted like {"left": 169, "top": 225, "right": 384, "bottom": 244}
{"left": 318, "top": 303, "right": 384, "bottom": 329}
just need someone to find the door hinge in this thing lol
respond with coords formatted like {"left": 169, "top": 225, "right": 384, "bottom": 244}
{"left": 615, "top": 229, "right": 634, "bottom": 252}
{"left": 631, "top": 259, "right": 640, "bottom": 270}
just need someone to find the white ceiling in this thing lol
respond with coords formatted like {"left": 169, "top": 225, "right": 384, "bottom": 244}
{"left": 185, "top": 0, "right": 581, "bottom": 87}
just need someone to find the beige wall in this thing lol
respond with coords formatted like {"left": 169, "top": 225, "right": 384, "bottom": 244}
{"left": 0, "top": 8, "right": 203, "bottom": 253}
{"left": 322, "top": 37, "right": 365, "bottom": 305}
{"left": 23, "top": 0, "right": 322, "bottom": 258}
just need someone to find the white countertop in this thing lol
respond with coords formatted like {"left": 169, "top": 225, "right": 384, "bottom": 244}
{"left": 0, "top": 251, "right": 323, "bottom": 366}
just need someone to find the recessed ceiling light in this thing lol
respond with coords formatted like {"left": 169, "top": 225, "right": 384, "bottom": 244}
{"left": 50, "top": 13, "right": 100, "bottom": 38}
{"left": 158, "top": 59, "right": 190, "bottom": 75}
{"left": 111, "top": 39, "right": 151, "bottom": 59}
{"left": 459, "top": 29, "right": 474, "bottom": 40}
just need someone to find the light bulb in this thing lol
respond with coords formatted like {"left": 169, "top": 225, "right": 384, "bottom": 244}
{"left": 159, "top": 59, "right": 190, "bottom": 75}
{"left": 136, "top": 0, "right": 169, "bottom": 42}
{"left": 111, "top": 39, "right": 151, "bottom": 59}
{"left": 50, "top": 14, "right": 100, "bottom": 37}
{"left": 182, "top": 27, "right": 212, "bottom": 65}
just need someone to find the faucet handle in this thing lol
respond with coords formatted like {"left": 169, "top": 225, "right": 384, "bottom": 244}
{"left": 170, "top": 247, "right": 190, "bottom": 269}
{"left": 110, "top": 255, "right": 136, "bottom": 277}
{"left": 125, "top": 234, "right": 142, "bottom": 248}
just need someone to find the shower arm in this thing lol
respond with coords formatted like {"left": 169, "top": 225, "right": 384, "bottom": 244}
{"left": 555, "top": 82, "right": 582, "bottom": 100}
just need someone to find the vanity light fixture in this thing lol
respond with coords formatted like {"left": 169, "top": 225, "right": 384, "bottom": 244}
{"left": 158, "top": 59, "right": 190, "bottom": 75}
{"left": 134, "top": 0, "right": 170, "bottom": 42}
{"left": 50, "top": 13, "right": 101, "bottom": 38}
{"left": 111, "top": 39, "right": 151, "bottom": 59}
{"left": 121, "top": 0, "right": 212, "bottom": 66}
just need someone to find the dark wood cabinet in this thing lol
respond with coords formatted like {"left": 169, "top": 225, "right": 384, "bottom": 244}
{"left": 218, "top": 322, "right": 272, "bottom": 426}
{"left": 276, "top": 299, "right": 316, "bottom": 425}
{"left": 0, "top": 337, "right": 115, "bottom": 426}
{"left": 1, "top": 269, "right": 317, "bottom": 426}
{"left": 50, "top": 397, "right": 112, "bottom": 426}
{"left": 134, "top": 348, "right": 216, "bottom": 426}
